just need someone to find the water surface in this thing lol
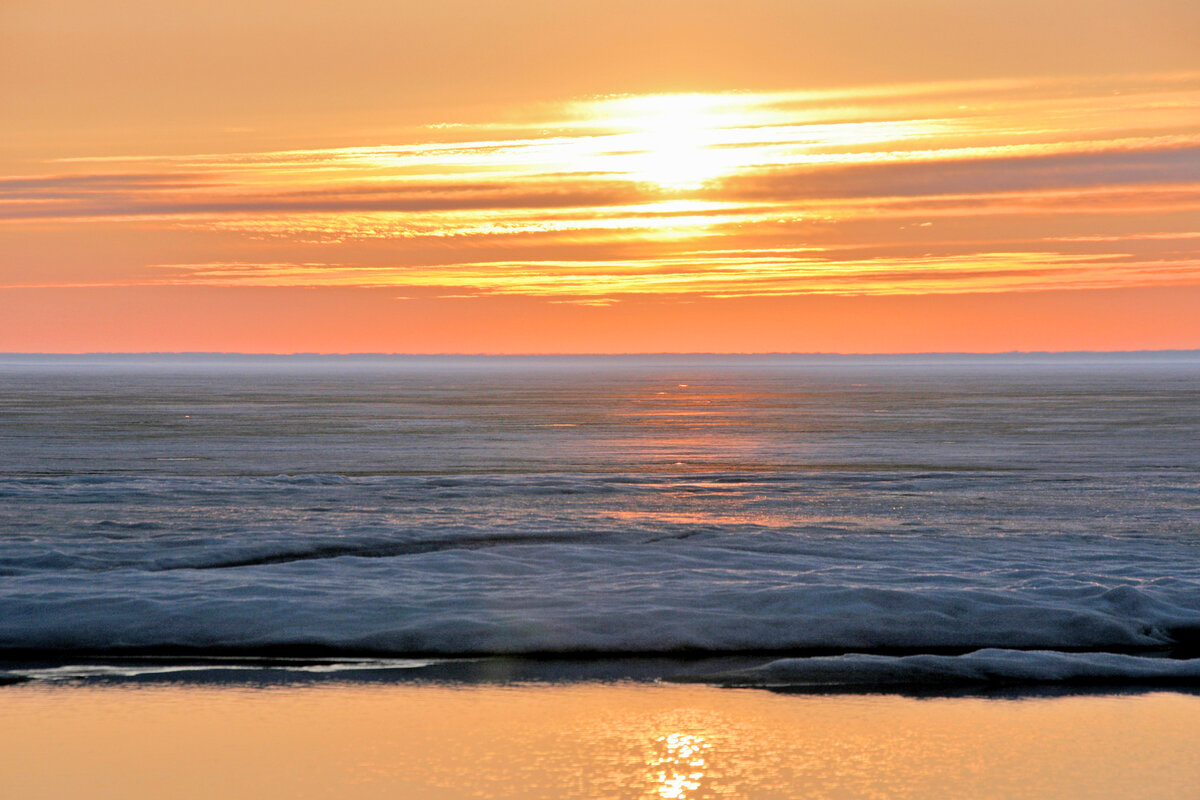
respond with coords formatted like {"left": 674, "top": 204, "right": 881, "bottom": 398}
{"left": 2, "top": 353, "right": 1198, "bottom": 687}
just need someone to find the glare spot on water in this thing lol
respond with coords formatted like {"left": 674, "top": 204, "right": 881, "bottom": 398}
{"left": 647, "top": 733, "right": 711, "bottom": 800}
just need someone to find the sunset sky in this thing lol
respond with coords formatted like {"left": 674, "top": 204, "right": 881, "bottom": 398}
{"left": 3, "top": 0, "right": 1199, "bottom": 353}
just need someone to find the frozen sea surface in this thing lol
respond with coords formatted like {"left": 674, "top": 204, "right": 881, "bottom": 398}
{"left": 1, "top": 353, "right": 1198, "bottom": 686}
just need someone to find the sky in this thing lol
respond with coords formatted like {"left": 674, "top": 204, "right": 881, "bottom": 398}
{"left": 3, "top": 0, "right": 1199, "bottom": 353}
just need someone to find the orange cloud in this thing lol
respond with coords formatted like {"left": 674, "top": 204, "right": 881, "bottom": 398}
{"left": 3, "top": 72, "right": 1199, "bottom": 351}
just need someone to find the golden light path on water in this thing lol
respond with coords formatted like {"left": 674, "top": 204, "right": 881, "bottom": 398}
{"left": 3, "top": 682, "right": 1200, "bottom": 799}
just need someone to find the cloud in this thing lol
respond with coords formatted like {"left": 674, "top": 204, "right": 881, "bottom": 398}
{"left": 38, "top": 249, "right": 1180, "bottom": 299}
{"left": 4, "top": 144, "right": 1195, "bottom": 232}
{"left": 0, "top": 172, "right": 217, "bottom": 200}
{"left": 0, "top": 180, "right": 651, "bottom": 221}
{"left": 717, "top": 144, "right": 1200, "bottom": 202}
{"left": 4, "top": 73, "right": 1199, "bottom": 303}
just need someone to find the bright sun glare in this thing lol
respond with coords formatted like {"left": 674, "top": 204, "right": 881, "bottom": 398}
{"left": 591, "top": 94, "right": 749, "bottom": 190}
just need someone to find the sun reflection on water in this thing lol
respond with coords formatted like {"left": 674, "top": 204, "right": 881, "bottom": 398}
{"left": 647, "top": 732, "right": 712, "bottom": 799}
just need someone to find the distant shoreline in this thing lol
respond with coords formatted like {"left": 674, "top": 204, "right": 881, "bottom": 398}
{"left": 3, "top": 349, "right": 1199, "bottom": 369}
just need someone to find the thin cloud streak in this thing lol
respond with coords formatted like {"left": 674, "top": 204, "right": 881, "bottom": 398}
{"left": 23, "top": 250, "right": 1182, "bottom": 298}
{"left": 3, "top": 73, "right": 1198, "bottom": 301}
{"left": 5, "top": 143, "right": 1198, "bottom": 224}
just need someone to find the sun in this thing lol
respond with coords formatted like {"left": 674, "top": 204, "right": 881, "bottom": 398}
{"left": 590, "top": 94, "right": 749, "bottom": 190}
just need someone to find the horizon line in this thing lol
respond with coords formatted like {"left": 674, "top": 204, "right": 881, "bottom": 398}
{"left": 3, "top": 349, "right": 1199, "bottom": 358}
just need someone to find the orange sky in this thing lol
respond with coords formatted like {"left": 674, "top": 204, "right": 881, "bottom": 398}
{"left": 3, "top": 0, "right": 1199, "bottom": 353}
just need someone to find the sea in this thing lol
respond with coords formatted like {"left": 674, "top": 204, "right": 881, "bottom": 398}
{"left": 2, "top": 352, "right": 1199, "bottom": 689}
